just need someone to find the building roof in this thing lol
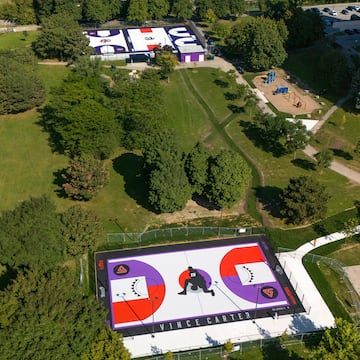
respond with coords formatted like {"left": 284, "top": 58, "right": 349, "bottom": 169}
{"left": 177, "top": 45, "right": 206, "bottom": 54}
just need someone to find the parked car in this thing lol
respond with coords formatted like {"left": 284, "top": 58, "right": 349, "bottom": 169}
{"left": 323, "top": 7, "right": 331, "bottom": 12}
{"left": 347, "top": 5, "right": 356, "bottom": 10}
{"left": 355, "top": 5, "right": 360, "bottom": 11}
{"left": 329, "top": 10, "right": 337, "bottom": 16}
{"left": 311, "top": 7, "right": 320, "bottom": 13}
{"left": 345, "top": 29, "right": 354, "bottom": 35}
{"left": 342, "top": 9, "right": 349, "bottom": 15}
{"left": 353, "top": 28, "right": 360, "bottom": 34}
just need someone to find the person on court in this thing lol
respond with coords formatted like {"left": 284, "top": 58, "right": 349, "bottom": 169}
{"left": 178, "top": 266, "right": 215, "bottom": 296}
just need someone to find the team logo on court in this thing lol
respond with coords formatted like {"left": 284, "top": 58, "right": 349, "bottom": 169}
{"left": 261, "top": 286, "right": 278, "bottom": 299}
{"left": 113, "top": 264, "right": 129, "bottom": 276}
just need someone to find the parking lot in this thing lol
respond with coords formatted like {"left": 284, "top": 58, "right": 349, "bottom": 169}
{"left": 304, "top": 2, "right": 360, "bottom": 21}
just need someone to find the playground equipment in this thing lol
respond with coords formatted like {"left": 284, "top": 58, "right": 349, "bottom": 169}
{"left": 265, "top": 71, "right": 276, "bottom": 84}
{"left": 273, "top": 86, "right": 288, "bottom": 95}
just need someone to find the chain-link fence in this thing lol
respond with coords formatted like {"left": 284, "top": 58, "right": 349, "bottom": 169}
{"left": 143, "top": 330, "right": 323, "bottom": 360}
{"left": 278, "top": 248, "right": 360, "bottom": 325}
{"left": 106, "top": 226, "right": 265, "bottom": 248}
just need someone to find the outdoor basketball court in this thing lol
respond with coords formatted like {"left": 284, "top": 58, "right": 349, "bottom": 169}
{"left": 85, "top": 25, "right": 204, "bottom": 56}
{"left": 95, "top": 235, "right": 316, "bottom": 356}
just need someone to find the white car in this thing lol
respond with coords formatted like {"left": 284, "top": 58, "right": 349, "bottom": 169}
{"left": 330, "top": 10, "right": 337, "bottom": 16}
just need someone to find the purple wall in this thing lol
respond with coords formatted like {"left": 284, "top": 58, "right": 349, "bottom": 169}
{"left": 179, "top": 52, "right": 205, "bottom": 63}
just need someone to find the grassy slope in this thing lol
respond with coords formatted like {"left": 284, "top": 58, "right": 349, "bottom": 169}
{"left": 0, "top": 110, "right": 69, "bottom": 212}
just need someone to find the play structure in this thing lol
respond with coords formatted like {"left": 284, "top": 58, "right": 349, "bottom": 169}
{"left": 265, "top": 71, "right": 276, "bottom": 84}
{"left": 273, "top": 86, "right": 288, "bottom": 95}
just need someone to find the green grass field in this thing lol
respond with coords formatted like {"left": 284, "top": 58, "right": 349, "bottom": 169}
{"left": 1, "top": 63, "right": 360, "bottom": 233}
{"left": 0, "top": 30, "right": 38, "bottom": 49}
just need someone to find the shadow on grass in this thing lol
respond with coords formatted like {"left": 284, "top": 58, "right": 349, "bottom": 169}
{"left": 255, "top": 185, "right": 283, "bottom": 219}
{"left": 192, "top": 194, "right": 221, "bottom": 211}
{"left": 228, "top": 104, "right": 245, "bottom": 113}
{"left": 53, "top": 168, "right": 67, "bottom": 199}
{"left": 261, "top": 342, "right": 303, "bottom": 360}
{"left": 331, "top": 148, "right": 353, "bottom": 160}
{"left": 112, "top": 152, "right": 152, "bottom": 211}
{"left": 214, "top": 79, "right": 229, "bottom": 88}
{"left": 291, "top": 158, "right": 316, "bottom": 171}
{"left": 239, "top": 120, "right": 285, "bottom": 158}
{"left": 312, "top": 223, "right": 328, "bottom": 237}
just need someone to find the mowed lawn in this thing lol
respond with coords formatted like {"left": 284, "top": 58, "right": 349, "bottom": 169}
{"left": 0, "top": 109, "right": 69, "bottom": 212}
{"left": 1, "top": 61, "right": 360, "bottom": 231}
{"left": 313, "top": 105, "right": 360, "bottom": 172}
{"left": 226, "top": 111, "right": 360, "bottom": 225}
{"left": 162, "top": 70, "right": 214, "bottom": 152}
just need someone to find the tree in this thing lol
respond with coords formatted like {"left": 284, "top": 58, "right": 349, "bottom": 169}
{"left": 148, "top": 0, "right": 169, "bottom": 20}
{"left": 284, "top": 121, "right": 311, "bottom": 159}
{"left": 62, "top": 156, "right": 110, "bottom": 201}
{"left": 342, "top": 217, "right": 359, "bottom": 243}
{"left": 206, "top": 150, "right": 252, "bottom": 208}
{"left": 43, "top": 78, "right": 119, "bottom": 158}
{"left": 318, "top": 49, "right": 351, "bottom": 96}
{"left": 195, "top": 0, "right": 212, "bottom": 19}
{"left": 0, "top": 196, "right": 64, "bottom": 270}
{"left": 313, "top": 318, "right": 360, "bottom": 359}
{"left": 33, "top": 13, "right": 91, "bottom": 61}
{"left": 148, "top": 158, "right": 192, "bottom": 213}
{"left": 285, "top": 8, "right": 324, "bottom": 49}
{"left": 350, "top": 67, "right": 360, "bottom": 96}
{"left": 143, "top": 130, "right": 192, "bottom": 213}
{"left": 354, "top": 140, "right": 360, "bottom": 157}
{"left": 225, "top": 16, "right": 288, "bottom": 71}
{"left": 280, "top": 176, "right": 330, "bottom": 225}
{"left": 0, "top": 50, "right": 46, "bottom": 114}
{"left": 81, "top": 0, "right": 121, "bottom": 24}
{"left": 0, "top": 267, "right": 107, "bottom": 360}
{"left": 155, "top": 50, "right": 178, "bottom": 80}
{"left": 33, "top": 0, "right": 83, "bottom": 23}
{"left": 256, "top": 113, "right": 289, "bottom": 145}
{"left": 81, "top": 328, "right": 131, "bottom": 360}
{"left": 204, "top": 8, "right": 217, "bottom": 23}
{"left": 185, "top": 142, "right": 210, "bottom": 195}
{"left": 0, "top": 0, "right": 36, "bottom": 24}
{"left": 110, "top": 70, "right": 165, "bottom": 150}
{"left": 171, "top": 0, "right": 193, "bottom": 19}
{"left": 315, "top": 150, "right": 333, "bottom": 171}
{"left": 61, "top": 205, "right": 104, "bottom": 258}
{"left": 244, "top": 87, "right": 259, "bottom": 121}
{"left": 127, "top": 0, "right": 149, "bottom": 23}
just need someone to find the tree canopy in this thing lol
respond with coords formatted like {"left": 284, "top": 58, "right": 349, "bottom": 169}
{"left": 0, "top": 196, "right": 64, "bottom": 270}
{"left": 43, "top": 69, "right": 119, "bottom": 158}
{"left": 206, "top": 150, "right": 252, "bottom": 208}
{"left": 313, "top": 318, "right": 360, "bottom": 359}
{"left": 226, "top": 16, "right": 288, "bottom": 71}
{"left": 33, "top": 13, "right": 92, "bottom": 61}
{"left": 61, "top": 205, "right": 104, "bottom": 257}
{"left": 143, "top": 130, "right": 192, "bottom": 213}
{"left": 0, "top": 266, "right": 106, "bottom": 360}
{"left": 0, "top": 50, "right": 45, "bottom": 115}
{"left": 280, "top": 175, "right": 330, "bottom": 225}
{"left": 62, "top": 156, "right": 110, "bottom": 201}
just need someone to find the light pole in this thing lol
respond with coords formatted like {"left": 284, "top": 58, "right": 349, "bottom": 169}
{"left": 149, "top": 296, "right": 158, "bottom": 338}
{"left": 252, "top": 285, "right": 261, "bottom": 323}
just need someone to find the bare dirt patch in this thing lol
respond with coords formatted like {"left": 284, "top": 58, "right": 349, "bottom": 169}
{"left": 252, "top": 69, "right": 322, "bottom": 116}
{"left": 344, "top": 265, "right": 360, "bottom": 296}
{"left": 157, "top": 199, "right": 244, "bottom": 224}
